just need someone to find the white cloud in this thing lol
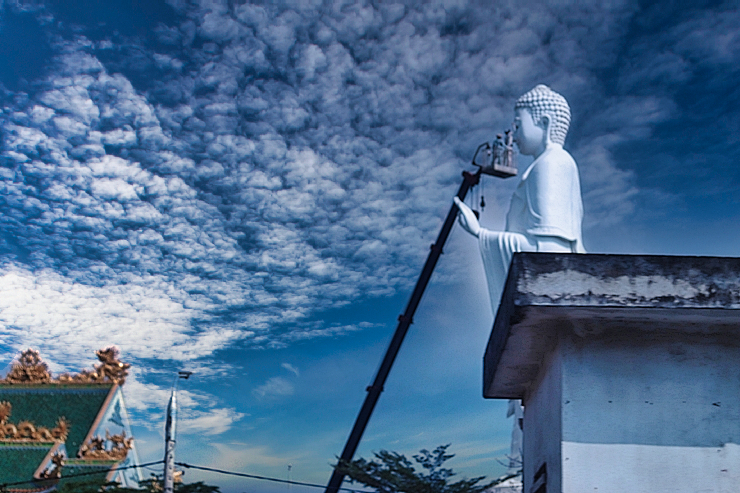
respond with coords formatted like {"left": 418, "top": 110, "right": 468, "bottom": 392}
{"left": 252, "top": 376, "right": 294, "bottom": 400}
{"left": 178, "top": 407, "right": 245, "bottom": 436}
{"left": 281, "top": 363, "right": 299, "bottom": 377}
{"left": 0, "top": 264, "right": 248, "bottom": 364}
{"left": 575, "top": 138, "right": 639, "bottom": 230}
{"left": 122, "top": 373, "right": 243, "bottom": 436}
{"left": 672, "top": 8, "right": 740, "bottom": 65}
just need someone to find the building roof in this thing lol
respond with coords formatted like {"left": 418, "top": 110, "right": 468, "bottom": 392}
{"left": 0, "top": 384, "right": 113, "bottom": 456}
{"left": 0, "top": 348, "right": 139, "bottom": 492}
{"left": 0, "top": 444, "right": 53, "bottom": 485}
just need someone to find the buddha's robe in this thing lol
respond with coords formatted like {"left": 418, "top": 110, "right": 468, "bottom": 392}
{"left": 480, "top": 143, "right": 585, "bottom": 471}
{"left": 478, "top": 144, "right": 585, "bottom": 317}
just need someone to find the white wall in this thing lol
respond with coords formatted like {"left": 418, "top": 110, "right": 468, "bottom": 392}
{"left": 523, "top": 329, "right": 740, "bottom": 493}
{"left": 523, "top": 342, "right": 562, "bottom": 493}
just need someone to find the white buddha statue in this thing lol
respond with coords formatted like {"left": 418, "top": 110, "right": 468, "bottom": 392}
{"left": 456, "top": 84, "right": 585, "bottom": 477}
{"left": 455, "top": 84, "right": 585, "bottom": 318}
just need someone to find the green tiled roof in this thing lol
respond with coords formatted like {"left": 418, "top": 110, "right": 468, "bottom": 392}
{"left": 0, "top": 444, "right": 53, "bottom": 485}
{"left": 56, "top": 462, "right": 113, "bottom": 492}
{"left": 0, "top": 384, "right": 113, "bottom": 455}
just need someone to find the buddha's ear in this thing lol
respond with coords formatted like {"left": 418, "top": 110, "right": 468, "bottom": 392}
{"left": 538, "top": 113, "right": 552, "bottom": 145}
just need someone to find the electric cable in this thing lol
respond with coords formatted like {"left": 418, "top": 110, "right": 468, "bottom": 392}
{"left": 0, "top": 458, "right": 373, "bottom": 493}
{"left": 175, "top": 462, "right": 373, "bottom": 493}
{"left": 0, "top": 460, "right": 164, "bottom": 490}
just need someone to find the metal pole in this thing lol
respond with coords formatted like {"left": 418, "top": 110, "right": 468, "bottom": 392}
{"left": 163, "top": 379, "right": 178, "bottom": 493}
{"left": 164, "top": 371, "right": 192, "bottom": 493}
{"left": 325, "top": 169, "right": 481, "bottom": 493}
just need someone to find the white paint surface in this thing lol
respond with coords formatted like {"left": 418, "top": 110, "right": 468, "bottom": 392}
{"left": 523, "top": 343, "right": 563, "bottom": 492}
{"left": 522, "top": 330, "right": 740, "bottom": 492}
{"left": 562, "top": 442, "right": 740, "bottom": 493}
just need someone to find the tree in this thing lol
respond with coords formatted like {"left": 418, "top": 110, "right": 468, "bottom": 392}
{"left": 335, "top": 445, "right": 503, "bottom": 493}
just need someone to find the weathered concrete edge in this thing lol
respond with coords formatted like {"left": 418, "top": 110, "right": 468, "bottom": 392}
{"left": 483, "top": 253, "right": 740, "bottom": 399}
{"left": 515, "top": 253, "right": 740, "bottom": 309}
{"left": 483, "top": 251, "right": 524, "bottom": 399}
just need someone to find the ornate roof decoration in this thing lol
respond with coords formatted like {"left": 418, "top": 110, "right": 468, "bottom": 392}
{"left": 2, "top": 350, "right": 52, "bottom": 384}
{"left": 38, "top": 452, "right": 65, "bottom": 480}
{"left": 57, "top": 347, "right": 131, "bottom": 386}
{"left": 78, "top": 430, "right": 133, "bottom": 462}
{"left": 0, "top": 401, "right": 69, "bottom": 443}
{"left": 0, "top": 347, "right": 131, "bottom": 386}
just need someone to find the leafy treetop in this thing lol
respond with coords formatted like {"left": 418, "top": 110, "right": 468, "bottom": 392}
{"left": 335, "top": 445, "right": 499, "bottom": 493}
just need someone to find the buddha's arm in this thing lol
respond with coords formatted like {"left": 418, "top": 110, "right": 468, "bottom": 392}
{"left": 453, "top": 197, "right": 480, "bottom": 237}
{"left": 526, "top": 151, "right": 580, "bottom": 241}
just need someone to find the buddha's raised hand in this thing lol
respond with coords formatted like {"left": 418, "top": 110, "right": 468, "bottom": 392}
{"left": 453, "top": 197, "right": 480, "bottom": 237}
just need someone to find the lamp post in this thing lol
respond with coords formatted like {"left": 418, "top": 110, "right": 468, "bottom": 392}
{"left": 164, "top": 371, "right": 192, "bottom": 493}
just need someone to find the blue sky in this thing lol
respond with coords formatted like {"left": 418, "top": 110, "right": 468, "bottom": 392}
{"left": 0, "top": 0, "right": 738, "bottom": 491}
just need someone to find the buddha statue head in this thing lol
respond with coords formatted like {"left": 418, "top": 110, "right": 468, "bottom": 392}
{"left": 514, "top": 84, "right": 571, "bottom": 148}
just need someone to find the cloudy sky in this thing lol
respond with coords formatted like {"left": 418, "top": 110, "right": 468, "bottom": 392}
{"left": 0, "top": 0, "right": 738, "bottom": 491}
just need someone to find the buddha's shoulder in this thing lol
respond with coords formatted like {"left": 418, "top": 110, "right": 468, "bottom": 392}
{"left": 535, "top": 146, "right": 577, "bottom": 171}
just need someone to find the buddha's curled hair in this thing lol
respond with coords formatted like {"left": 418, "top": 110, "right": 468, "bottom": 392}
{"left": 515, "top": 84, "right": 571, "bottom": 146}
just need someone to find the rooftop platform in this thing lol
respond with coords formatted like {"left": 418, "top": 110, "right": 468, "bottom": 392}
{"left": 483, "top": 253, "right": 740, "bottom": 399}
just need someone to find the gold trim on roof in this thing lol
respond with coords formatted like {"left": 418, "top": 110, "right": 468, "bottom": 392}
{"left": 78, "top": 430, "right": 133, "bottom": 462}
{"left": 0, "top": 346, "right": 131, "bottom": 385}
{"left": 2, "top": 349, "right": 52, "bottom": 384}
{"left": 38, "top": 452, "right": 65, "bottom": 480}
{"left": 0, "top": 401, "right": 69, "bottom": 443}
{"left": 57, "top": 347, "right": 131, "bottom": 386}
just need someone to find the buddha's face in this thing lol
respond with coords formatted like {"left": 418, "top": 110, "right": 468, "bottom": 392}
{"left": 512, "top": 107, "right": 545, "bottom": 157}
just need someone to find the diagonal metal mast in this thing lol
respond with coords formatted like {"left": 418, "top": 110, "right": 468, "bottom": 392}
{"left": 325, "top": 169, "right": 481, "bottom": 493}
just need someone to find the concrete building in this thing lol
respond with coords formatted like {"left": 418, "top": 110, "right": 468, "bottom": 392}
{"left": 484, "top": 253, "right": 740, "bottom": 493}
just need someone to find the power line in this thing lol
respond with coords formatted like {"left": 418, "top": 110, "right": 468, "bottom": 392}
{"left": 0, "top": 460, "right": 164, "bottom": 490}
{"left": 1, "top": 458, "right": 374, "bottom": 493}
{"left": 175, "top": 462, "right": 373, "bottom": 493}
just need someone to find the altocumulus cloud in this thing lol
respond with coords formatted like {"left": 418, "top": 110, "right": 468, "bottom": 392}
{"left": 1, "top": 0, "right": 736, "bottom": 435}
{"left": 122, "top": 375, "right": 244, "bottom": 434}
